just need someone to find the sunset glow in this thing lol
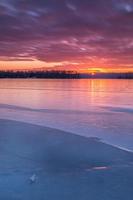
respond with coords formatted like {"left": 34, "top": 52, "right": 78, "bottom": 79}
{"left": 0, "top": 0, "right": 133, "bottom": 72}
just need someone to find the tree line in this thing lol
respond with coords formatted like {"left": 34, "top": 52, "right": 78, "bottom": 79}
{"left": 0, "top": 70, "right": 80, "bottom": 79}
{"left": 0, "top": 70, "right": 133, "bottom": 79}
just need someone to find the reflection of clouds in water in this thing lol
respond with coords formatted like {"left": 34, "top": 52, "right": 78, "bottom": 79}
{"left": 0, "top": 79, "right": 133, "bottom": 111}
{"left": 0, "top": 79, "right": 133, "bottom": 150}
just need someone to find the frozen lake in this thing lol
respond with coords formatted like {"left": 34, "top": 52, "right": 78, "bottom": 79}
{"left": 0, "top": 79, "right": 133, "bottom": 150}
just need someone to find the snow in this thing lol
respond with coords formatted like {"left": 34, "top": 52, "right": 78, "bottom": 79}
{"left": 0, "top": 119, "right": 133, "bottom": 200}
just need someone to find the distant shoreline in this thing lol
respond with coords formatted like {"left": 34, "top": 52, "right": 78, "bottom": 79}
{"left": 0, "top": 70, "right": 133, "bottom": 79}
{"left": 0, "top": 77, "right": 133, "bottom": 79}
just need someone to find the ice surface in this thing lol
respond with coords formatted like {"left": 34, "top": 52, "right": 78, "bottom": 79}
{"left": 0, "top": 79, "right": 133, "bottom": 150}
{"left": 0, "top": 119, "right": 133, "bottom": 200}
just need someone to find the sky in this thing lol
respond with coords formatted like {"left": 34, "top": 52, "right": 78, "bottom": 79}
{"left": 0, "top": 0, "right": 133, "bottom": 73}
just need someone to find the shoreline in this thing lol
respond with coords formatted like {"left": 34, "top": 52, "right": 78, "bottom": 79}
{"left": 1, "top": 117, "right": 133, "bottom": 153}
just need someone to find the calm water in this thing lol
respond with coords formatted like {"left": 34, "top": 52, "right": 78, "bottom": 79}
{"left": 0, "top": 79, "right": 133, "bottom": 150}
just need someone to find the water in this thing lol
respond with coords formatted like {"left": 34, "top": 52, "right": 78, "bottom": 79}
{"left": 0, "top": 79, "right": 133, "bottom": 150}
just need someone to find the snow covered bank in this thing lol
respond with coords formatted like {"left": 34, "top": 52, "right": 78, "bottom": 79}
{"left": 0, "top": 119, "right": 133, "bottom": 200}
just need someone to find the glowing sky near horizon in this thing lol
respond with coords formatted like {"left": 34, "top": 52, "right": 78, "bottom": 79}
{"left": 0, "top": 0, "right": 133, "bottom": 72}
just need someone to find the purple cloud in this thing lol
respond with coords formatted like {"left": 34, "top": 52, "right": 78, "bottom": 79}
{"left": 0, "top": 0, "right": 133, "bottom": 70}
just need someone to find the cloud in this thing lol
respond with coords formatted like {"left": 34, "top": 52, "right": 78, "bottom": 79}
{"left": 0, "top": 0, "right": 133, "bottom": 70}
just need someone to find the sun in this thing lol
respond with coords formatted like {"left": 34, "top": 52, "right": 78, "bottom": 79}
{"left": 87, "top": 68, "right": 105, "bottom": 74}
{"left": 91, "top": 72, "right": 96, "bottom": 76}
